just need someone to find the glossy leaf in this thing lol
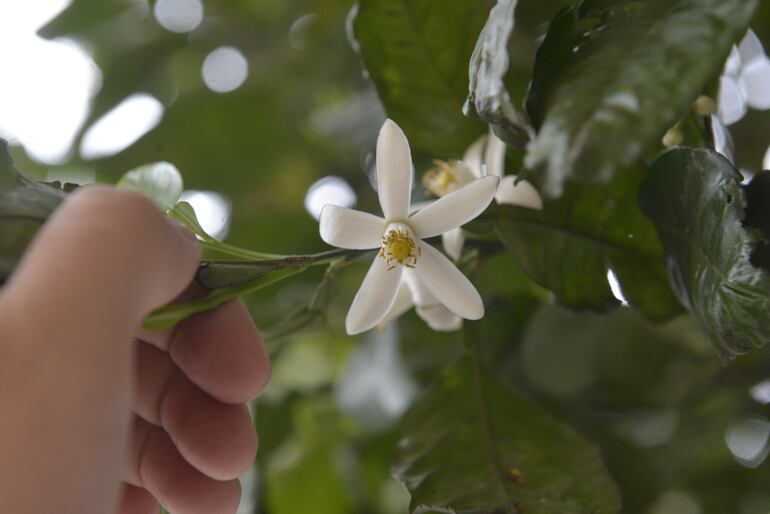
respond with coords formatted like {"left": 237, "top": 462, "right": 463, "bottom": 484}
{"left": 495, "top": 167, "right": 681, "bottom": 321}
{"left": 393, "top": 354, "right": 621, "bottom": 514}
{"left": 525, "top": 0, "right": 758, "bottom": 197}
{"left": 639, "top": 147, "right": 770, "bottom": 360}
{"left": 117, "top": 161, "right": 183, "bottom": 211}
{"left": 350, "top": 0, "right": 487, "bottom": 156}
{"left": 465, "top": 0, "right": 532, "bottom": 149}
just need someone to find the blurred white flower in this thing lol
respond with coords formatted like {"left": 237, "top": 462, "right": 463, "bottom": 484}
{"left": 717, "top": 29, "right": 770, "bottom": 126}
{"left": 377, "top": 272, "right": 463, "bottom": 332}
{"left": 422, "top": 130, "right": 542, "bottom": 260}
{"left": 319, "top": 119, "right": 497, "bottom": 335}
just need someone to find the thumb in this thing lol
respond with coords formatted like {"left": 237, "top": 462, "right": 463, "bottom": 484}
{"left": 6, "top": 185, "right": 201, "bottom": 331}
{"left": 0, "top": 186, "right": 200, "bottom": 514}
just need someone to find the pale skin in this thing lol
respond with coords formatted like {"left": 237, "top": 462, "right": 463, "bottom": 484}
{"left": 0, "top": 186, "right": 270, "bottom": 514}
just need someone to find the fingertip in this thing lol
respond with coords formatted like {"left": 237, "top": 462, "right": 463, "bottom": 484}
{"left": 11, "top": 186, "right": 201, "bottom": 330}
{"left": 161, "top": 374, "right": 258, "bottom": 480}
{"left": 139, "top": 426, "right": 242, "bottom": 514}
{"left": 170, "top": 299, "right": 271, "bottom": 404}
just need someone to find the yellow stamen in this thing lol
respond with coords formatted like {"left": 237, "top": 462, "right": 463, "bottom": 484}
{"left": 379, "top": 227, "right": 420, "bottom": 271}
{"left": 422, "top": 159, "right": 460, "bottom": 197}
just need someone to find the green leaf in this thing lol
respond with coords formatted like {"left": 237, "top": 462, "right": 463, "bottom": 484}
{"left": 350, "top": 0, "right": 487, "bottom": 156}
{"left": 266, "top": 437, "right": 353, "bottom": 514}
{"left": 494, "top": 167, "right": 681, "bottom": 321}
{"left": 639, "top": 147, "right": 770, "bottom": 361}
{"left": 117, "top": 162, "right": 183, "bottom": 211}
{"left": 393, "top": 353, "right": 621, "bottom": 514}
{"left": 168, "top": 201, "right": 214, "bottom": 242}
{"left": 525, "top": 0, "right": 758, "bottom": 197}
{"left": 465, "top": 0, "right": 532, "bottom": 149}
{"left": 143, "top": 267, "right": 302, "bottom": 331}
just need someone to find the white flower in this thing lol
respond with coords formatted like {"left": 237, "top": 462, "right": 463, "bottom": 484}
{"left": 717, "top": 29, "right": 770, "bottom": 126}
{"left": 377, "top": 272, "right": 463, "bottom": 332}
{"left": 422, "top": 130, "right": 543, "bottom": 260}
{"left": 319, "top": 119, "right": 498, "bottom": 335}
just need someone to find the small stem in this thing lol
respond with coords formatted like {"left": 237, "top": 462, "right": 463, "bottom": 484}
{"left": 198, "top": 240, "right": 286, "bottom": 260}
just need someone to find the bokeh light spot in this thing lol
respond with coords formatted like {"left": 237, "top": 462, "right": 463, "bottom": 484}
{"left": 202, "top": 46, "right": 249, "bottom": 94}
{"left": 725, "top": 417, "right": 770, "bottom": 468}
{"left": 80, "top": 94, "right": 163, "bottom": 160}
{"left": 763, "top": 145, "right": 770, "bottom": 171}
{"left": 749, "top": 379, "right": 770, "bottom": 405}
{"left": 650, "top": 490, "right": 702, "bottom": 514}
{"left": 304, "top": 176, "right": 357, "bottom": 220}
{"left": 606, "top": 268, "right": 628, "bottom": 306}
{"left": 0, "top": 1, "right": 100, "bottom": 164}
{"left": 153, "top": 0, "right": 203, "bottom": 34}
{"left": 288, "top": 14, "right": 317, "bottom": 50}
{"left": 180, "top": 190, "right": 232, "bottom": 240}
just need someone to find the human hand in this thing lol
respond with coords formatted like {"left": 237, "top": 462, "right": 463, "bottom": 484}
{"left": 0, "top": 186, "right": 270, "bottom": 514}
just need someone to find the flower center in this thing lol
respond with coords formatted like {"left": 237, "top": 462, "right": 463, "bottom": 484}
{"left": 422, "top": 160, "right": 459, "bottom": 196}
{"left": 379, "top": 224, "right": 420, "bottom": 271}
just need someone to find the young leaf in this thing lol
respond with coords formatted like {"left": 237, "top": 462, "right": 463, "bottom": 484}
{"left": 393, "top": 354, "right": 621, "bottom": 514}
{"left": 465, "top": 0, "right": 532, "bottom": 149}
{"left": 117, "top": 161, "right": 183, "bottom": 211}
{"left": 639, "top": 147, "right": 770, "bottom": 361}
{"left": 168, "top": 201, "right": 214, "bottom": 242}
{"left": 525, "top": 0, "right": 758, "bottom": 197}
{"left": 350, "top": 0, "right": 487, "bottom": 156}
{"left": 495, "top": 167, "right": 681, "bottom": 321}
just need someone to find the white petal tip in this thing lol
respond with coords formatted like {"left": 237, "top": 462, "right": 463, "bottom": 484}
{"left": 496, "top": 176, "right": 543, "bottom": 210}
{"left": 380, "top": 118, "right": 403, "bottom": 137}
{"left": 345, "top": 310, "right": 373, "bottom": 335}
{"left": 460, "top": 299, "right": 484, "bottom": 320}
{"left": 318, "top": 204, "right": 333, "bottom": 243}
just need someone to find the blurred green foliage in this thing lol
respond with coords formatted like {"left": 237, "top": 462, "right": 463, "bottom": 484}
{"left": 4, "top": 0, "right": 770, "bottom": 512}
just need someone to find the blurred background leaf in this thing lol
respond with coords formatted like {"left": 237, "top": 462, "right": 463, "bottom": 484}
{"left": 2, "top": 0, "right": 770, "bottom": 512}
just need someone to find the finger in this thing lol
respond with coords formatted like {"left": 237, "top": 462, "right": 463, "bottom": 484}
{"left": 118, "top": 485, "right": 159, "bottom": 514}
{"left": 6, "top": 186, "right": 200, "bottom": 334}
{"left": 0, "top": 187, "right": 200, "bottom": 514}
{"left": 137, "top": 299, "right": 270, "bottom": 404}
{"left": 126, "top": 418, "right": 241, "bottom": 514}
{"left": 134, "top": 342, "right": 257, "bottom": 479}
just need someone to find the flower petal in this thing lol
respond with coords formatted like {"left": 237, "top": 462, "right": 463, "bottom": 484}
{"left": 495, "top": 176, "right": 543, "bottom": 209}
{"left": 346, "top": 257, "right": 403, "bottom": 335}
{"left": 441, "top": 228, "right": 466, "bottom": 261}
{"left": 376, "top": 279, "right": 414, "bottom": 329}
{"left": 462, "top": 136, "right": 486, "bottom": 178}
{"left": 376, "top": 119, "right": 413, "bottom": 220}
{"left": 414, "top": 242, "right": 484, "bottom": 320}
{"left": 404, "top": 269, "right": 437, "bottom": 307}
{"left": 319, "top": 205, "right": 385, "bottom": 249}
{"left": 409, "top": 200, "right": 433, "bottom": 215}
{"left": 409, "top": 176, "right": 498, "bottom": 239}
{"left": 484, "top": 132, "right": 507, "bottom": 177}
{"left": 416, "top": 304, "right": 463, "bottom": 332}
